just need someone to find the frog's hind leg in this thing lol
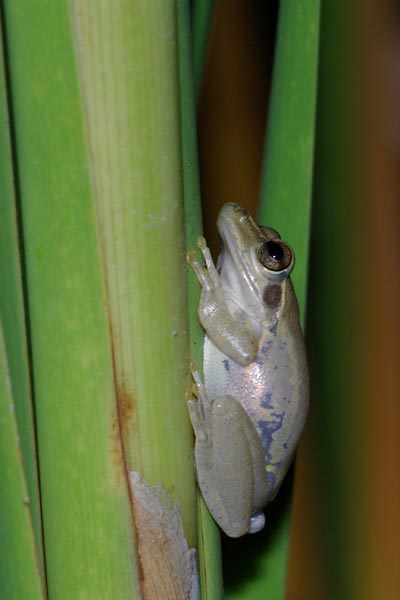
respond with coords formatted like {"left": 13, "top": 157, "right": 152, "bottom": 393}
{"left": 188, "top": 367, "right": 268, "bottom": 537}
{"left": 189, "top": 398, "right": 255, "bottom": 537}
{"left": 207, "top": 396, "right": 258, "bottom": 537}
{"left": 188, "top": 367, "right": 251, "bottom": 536}
{"left": 210, "top": 396, "right": 270, "bottom": 537}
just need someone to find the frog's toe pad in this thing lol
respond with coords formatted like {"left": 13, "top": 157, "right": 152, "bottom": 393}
{"left": 249, "top": 512, "right": 265, "bottom": 534}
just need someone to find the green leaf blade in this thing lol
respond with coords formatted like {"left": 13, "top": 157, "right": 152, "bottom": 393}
{"left": 0, "top": 320, "right": 45, "bottom": 600}
{"left": 2, "top": 1, "right": 141, "bottom": 596}
{"left": 260, "top": 0, "right": 320, "bottom": 322}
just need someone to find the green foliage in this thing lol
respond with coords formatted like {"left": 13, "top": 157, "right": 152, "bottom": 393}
{"left": 0, "top": 1, "right": 319, "bottom": 597}
{"left": 0, "top": 0, "right": 200, "bottom": 597}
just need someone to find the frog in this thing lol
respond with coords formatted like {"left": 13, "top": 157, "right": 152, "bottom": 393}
{"left": 187, "top": 202, "right": 309, "bottom": 538}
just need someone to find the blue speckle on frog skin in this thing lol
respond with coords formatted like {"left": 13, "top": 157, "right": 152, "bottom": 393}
{"left": 223, "top": 359, "right": 230, "bottom": 372}
{"left": 261, "top": 391, "right": 272, "bottom": 409}
{"left": 266, "top": 468, "right": 277, "bottom": 487}
{"left": 260, "top": 340, "right": 273, "bottom": 356}
{"left": 258, "top": 412, "right": 285, "bottom": 463}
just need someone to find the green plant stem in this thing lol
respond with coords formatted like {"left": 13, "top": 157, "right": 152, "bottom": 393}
{"left": 191, "top": 0, "right": 216, "bottom": 97}
{"left": 0, "top": 21, "right": 44, "bottom": 583}
{"left": 69, "top": 0, "right": 197, "bottom": 545}
{"left": 260, "top": 0, "right": 320, "bottom": 322}
{"left": 254, "top": 2, "right": 320, "bottom": 599}
{"left": 177, "top": 2, "right": 223, "bottom": 598}
{"left": 3, "top": 1, "right": 141, "bottom": 596}
{"left": 0, "top": 319, "right": 45, "bottom": 600}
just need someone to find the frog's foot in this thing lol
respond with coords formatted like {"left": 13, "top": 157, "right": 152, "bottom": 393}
{"left": 186, "top": 362, "right": 212, "bottom": 442}
{"left": 249, "top": 513, "right": 266, "bottom": 534}
{"left": 186, "top": 236, "right": 220, "bottom": 292}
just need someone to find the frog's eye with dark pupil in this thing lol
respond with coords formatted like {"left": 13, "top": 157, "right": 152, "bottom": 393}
{"left": 258, "top": 240, "right": 292, "bottom": 272}
{"left": 267, "top": 241, "right": 284, "bottom": 261}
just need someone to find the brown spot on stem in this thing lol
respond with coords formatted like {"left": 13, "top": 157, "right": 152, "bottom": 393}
{"left": 116, "top": 373, "right": 136, "bottom": 437}
{"left": 110, "top": 407, "right": 125, "bottom": 485}
{"left": 110, "top": 376, "right": 137, "bottom": 485}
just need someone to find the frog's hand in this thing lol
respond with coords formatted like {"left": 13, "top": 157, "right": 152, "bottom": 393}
{"left": 189, "top": 395, "right": 269, "bottom": 538}
{"left": 188, "top": 237, "right": 258, "bottom": 366}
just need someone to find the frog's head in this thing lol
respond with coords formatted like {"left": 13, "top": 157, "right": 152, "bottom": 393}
{"left": 217, "top": 203, "right": 295, "bottom": 318}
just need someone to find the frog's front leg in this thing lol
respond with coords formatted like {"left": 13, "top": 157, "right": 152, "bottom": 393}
{"left": 188, "top": 367, "right": 270, "bottom": 538}
{"left": 187, "top": 237, "right": 258, "bottom": 367}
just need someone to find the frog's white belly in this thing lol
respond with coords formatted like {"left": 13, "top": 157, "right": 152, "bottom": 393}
{"left": 203, "top": 331, "right": 309, "bottom": 491}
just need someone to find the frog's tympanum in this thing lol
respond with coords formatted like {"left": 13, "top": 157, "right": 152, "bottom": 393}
{"left": 187, "top": 203, "right": 309, "bottom": 538}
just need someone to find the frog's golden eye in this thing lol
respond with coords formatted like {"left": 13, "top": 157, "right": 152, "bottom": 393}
{"left": 258, "top": 240, "right": 292, "bottom": 272}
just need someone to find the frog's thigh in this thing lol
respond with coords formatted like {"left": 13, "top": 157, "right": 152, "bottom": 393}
{"left": 235, "top": 401, "right": 271, "bottom": 516}
{"left": 196, "top": 396, "right": 258, "bottom": 537}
